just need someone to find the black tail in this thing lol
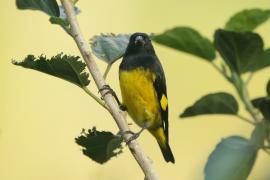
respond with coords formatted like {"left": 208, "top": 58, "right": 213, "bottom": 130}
{"left": 159, "top": 142, "right": 175, "bottom": 163}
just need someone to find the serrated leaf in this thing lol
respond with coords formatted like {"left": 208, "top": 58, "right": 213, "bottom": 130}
{"left": 225, "top": 9, "right": 270, "bottom": 32}
{"left": 153, "top": 27, "right": 216, "bottom": 61}
{"left": 214, "top": 29, "right": 264, "bottom": 74}
{"left": 252, "top": 97, "right": 270, "bottom": 121}
{"left": 75, "top": 127, "right": 123, "bottom": 164}
{"left": 250, "top": 122, "right": 267, "bottom": 148}
{"left": 90, "top": 34, "right": 130, "bottom": 64}
{"left": 180, "top": 92, "right": 238, "bottom": 118}
{"left": 12, "top": 54, "right": 90, "bottom": 87}
{"left": 205, "top": 136, "right": 257, "bottom": 180}
{"left": 16, "top": 0, "right": 60, "bottom": 17}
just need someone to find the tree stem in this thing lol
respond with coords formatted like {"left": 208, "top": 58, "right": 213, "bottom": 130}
{"left": 211, "top": 63, "right": 263, "bottom": 124}
{"left": 60, "top": 1, "right": 159, "bottom": 179}
{"left": 82, "top": 87, "right": 108, "bottom": 109}
{"left": 236, "top": 76, "right": 263, "bottom": 123}
{"left": 236, "top": 114, "right": 255, "bottom": 125}
{"left": 103, "top": 64, "right": 112, "bottom": 80}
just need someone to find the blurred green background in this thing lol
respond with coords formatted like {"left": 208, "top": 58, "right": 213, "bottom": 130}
{"left": 1, "top": 0, "right": 270, "bottom": 179}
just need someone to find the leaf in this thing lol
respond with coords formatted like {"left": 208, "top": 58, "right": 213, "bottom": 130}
{"left": 225, "top": 9, "right": 270, "bottom": 32}
{"left": 75, "top": 127, "right": 123, "bottom": 164}
{"left": 250, "top": 122, "right": 267, "bottom": 148}
{"left": 180, "top": 92, "right": 238, "bottom": 118}
{"left": 205, "top": 136, "right": 258, "bottom": 180}
{"left": 214, "top": 29, "right": 264, "bottom": 74}
{"left": 12, "top": 54, "right": 90, "bottom": 87}
{"left": 49, "top": 16, "right": 69, "bottom": 27}
{"left": 153, "top": 27, "right": 216, "bottom": 61}
{"left": 16, "top": 0, "right": 60, "bottom": 17}
{"left": 90, "top": 34, "right": 130, "bottom": 64}
{"left": 49, "top": 6, "right": 80, "bottom": 34}
{"left": 267, "top": 79, "right": 270, "bottom": 96}
{"left": 245, "top": 48, "right": 270, "bottom": 72}
{"left": 252, "top": 97, "right": 270, "bottom": 121}
{"left": 58, "top": 5, "right": 81, "bottom": 19}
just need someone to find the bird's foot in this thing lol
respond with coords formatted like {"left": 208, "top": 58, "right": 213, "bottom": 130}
{"left": 119, "top": 104, "right": 127, "bottom": 111}
{"left": 122, "top": 128, "right": 146, "bottom": 144}
{"left": 98, "top": 85, "right": 121, "bottom": 106}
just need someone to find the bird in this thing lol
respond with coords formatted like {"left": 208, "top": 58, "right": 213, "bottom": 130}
{"left": 118, "top": 32, "right": 175, "bottom": 163}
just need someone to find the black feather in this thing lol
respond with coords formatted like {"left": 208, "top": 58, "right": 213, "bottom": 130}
{"left": 119, "top": 32, "right": 173, "bottom": 163}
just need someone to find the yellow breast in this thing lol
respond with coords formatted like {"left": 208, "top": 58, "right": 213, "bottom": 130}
{"left": 119, "top": 68, "right": 161, "bottom": 129}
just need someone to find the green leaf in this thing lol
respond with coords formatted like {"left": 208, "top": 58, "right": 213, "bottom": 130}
{"left": 153, "top": 27, "right": 216, "bottom": 61}
{"left": 214, "top": 29, "right": 264, "bottom": 74}
{"left": 225, "top": 9, "right": 270, "bottom": 32}
{"left": 12, "top": 54, "right": 90, "bottom": 87}
{"left": 75, "top": 127, "right": 123, "bottom": 164}
{"left": 252, "top": 97, "right": 270, "bottom": 121}
{"left": 180, "top": 92, "right": 238, "bottom": 118}
{"left": 49, "top": 6, "right": 80, "bottom": 35}
{"left": 267, "top": 79, "right": 270, "bottom": 96}
{"left": 49, "top": 16, "right": 69, "bottom": 27}
{"left": 245, "top": 48, "right": 270, "bottom": 72}
{"left": 250, "top": 122, "right": 267, "bottom": 148}
{"left": 205, "top": 136, "right": 257, "bottom": 180}
{"left": 90, "top": 34, "right": 130, "bottom": 64}
{"left": 16, "top": 0, "right": 60, "bottom": 17}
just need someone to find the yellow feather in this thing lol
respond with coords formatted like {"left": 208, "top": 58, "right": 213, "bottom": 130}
{"left": 150, "top": 127, "right": 166, "bottom": 148}
{"left": 119, "top": 68, "right": 162, "bottom": 129}
{"left": 160, "top": 94, "right": 168, "bottom": 111}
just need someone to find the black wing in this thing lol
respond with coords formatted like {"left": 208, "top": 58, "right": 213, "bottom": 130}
{"left": 152, "top": 57, "right": 169, "bottom": 142}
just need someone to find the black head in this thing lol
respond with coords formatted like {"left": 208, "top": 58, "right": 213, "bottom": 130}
{"left": 124, "top": 32, "right": 155, "bottom": 56}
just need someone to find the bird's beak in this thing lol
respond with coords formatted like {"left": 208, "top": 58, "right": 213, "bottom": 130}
{"left": 135, "top": 35, "right": 145, "bottom": 46}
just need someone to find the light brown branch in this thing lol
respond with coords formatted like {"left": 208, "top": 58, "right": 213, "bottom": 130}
{"left": 60, "top": 1, "right": 159, "bottom": 179}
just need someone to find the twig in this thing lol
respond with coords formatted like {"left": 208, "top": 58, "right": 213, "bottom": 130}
{"left": 60, "top": 1, "right": 159, "bottom": 179}
{"left": 239, "top": 80, "right": 263, "bottom": 123}
{"left": 263, "top": 148, "right": 270, "bottom": 155}
{"left": 211, "top": 62, "right": 263, "bottom": 123}
{"left": 211, "top": 62, "right": 231, "bottom": 82}
{"left": 236, "top": 114, "right": 255, "bottom": 125}
{"left": 245, "top": 73, "right": 254, "bottom": 85}
{"left": 82, "top": 87, "right": 108, "bottom": 109}
{"left": 103, "top": 64, "right": 112, "bottom": 80}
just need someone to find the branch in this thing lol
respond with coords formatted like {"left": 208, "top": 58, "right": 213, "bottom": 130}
{"left": 60, "top": 0, "right": 159, "bottom": 179}
{"left": 211, "top": 63, "right": 263, "bottom": 123}
{"left": 234, "top": 74, "right": 263, "bottom": 123}
{"left": 235, "top": 114, "right": 255, "bottom": 125}
{"left": 82, "top": 87, "right": 108, "bottom": 109}
{"left": 103, "top": 64, "right": 112, "bottom": 80}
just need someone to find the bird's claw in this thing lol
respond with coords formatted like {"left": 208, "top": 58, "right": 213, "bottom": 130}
{"left": 98, "top": 85, "right": 122, "bottom": 106}
{"left": 122, "top": 128, "right": 146, "bottom": 144}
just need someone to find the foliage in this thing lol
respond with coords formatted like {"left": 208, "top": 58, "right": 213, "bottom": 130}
{"left": 16, "top": 0, "right": 60, "bottom": 16}
{"left": 153, "top": 8, "right": 270, "bottom": 180}
{"left": 12, "top": 54, "right": 90, "bottom": 87}
{"left": 225, "top": 9, "right": 270, "bottom": 32}
{"left": 153, "top": 27, "right": 216, "bottom": 61}
{"left": 75, "top": 127, "right": 123, "bottom": 164}
{"left": 180, "top": 92, "right": 238, "bottom": 117}
{"left": 204, "top": 136, "right": 257, "bottom": 180}
{"left": 90, "top": 34, "right": 130, "bottom": 64}
{"left": 14, "top": 0, "right": 270, "bottom": 178}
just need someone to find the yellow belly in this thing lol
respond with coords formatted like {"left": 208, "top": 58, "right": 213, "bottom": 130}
{"left": 119, "top": 68, "right": 161, "bottom": 129}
